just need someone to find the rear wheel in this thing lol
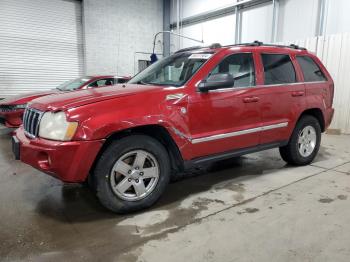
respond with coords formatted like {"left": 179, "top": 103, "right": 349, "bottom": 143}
{"left": 279, "top": 115, "right": 321, "bottom": 165}
{"left": 94, "top": 135, "right": 171, "bottom": 213}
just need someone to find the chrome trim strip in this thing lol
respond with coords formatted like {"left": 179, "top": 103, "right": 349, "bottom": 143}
{"left": 29, "top": 111, "right": 35, "bottom": 135}
{"left": 203, "top": 80, "right": 328, "bottom": 93}
{"left": 23, "top": 109, "right": 28, "bottom": 131}
{"left": 208, "top": 85, "right": 255, "bottom": 93}
{"left": 23, "top": 107, "right": 44, "bottom": 138}
{"left": 191, "top": 122, "right": 288, "bottom": 144}
{"left": 35, "top": 112, "right": 44, "bottom": 136}
{"left": 261, "top": 122, "right": 288, "bottom": 131}
{"left": 166, "top": 93, "right": 185, "bottom": 101}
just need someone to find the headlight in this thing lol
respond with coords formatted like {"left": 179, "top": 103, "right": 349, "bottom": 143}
{"left": 13, "top": 104, "right": 27, "bottom": 110}
{"left": 39, "top": 111, "right": 78, "bottom": 141}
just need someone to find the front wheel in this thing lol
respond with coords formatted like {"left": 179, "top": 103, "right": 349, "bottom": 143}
{"left": 279, "top": 115, "right": 321, "bottom": 165}
{"left": 94, "top": 135, "right": 171, "bottom": 213}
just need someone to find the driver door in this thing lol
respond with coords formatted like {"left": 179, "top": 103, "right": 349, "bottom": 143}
{"left": 188, "top": 52, "right": 262, "bottom": 158}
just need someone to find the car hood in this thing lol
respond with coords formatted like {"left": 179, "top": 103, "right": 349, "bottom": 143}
{"left": 0, "top": 89, "right": 62, "bottom": 105}
{"left": 29, "top": 84, "right": 164, "bottom": 111}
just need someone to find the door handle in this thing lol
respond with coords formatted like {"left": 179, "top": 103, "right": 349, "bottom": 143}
{"left": 291, "top": 91, "right": 305, "bottom": 97}
{"left": 243, "top": 97, "right": 260, "bottom": 103}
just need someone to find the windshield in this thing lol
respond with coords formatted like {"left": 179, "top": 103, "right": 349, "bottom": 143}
{"left": 129, "top": 52, "right": 212, "bottom": 87}
{"left": 56, "top": 77, "right": 92, "bottom": 91}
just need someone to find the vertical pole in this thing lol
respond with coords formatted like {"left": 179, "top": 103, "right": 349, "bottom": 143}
{"left": 271, "top": 0, "right": 279, "bottom": 43}
{"left": 163, "top": 0, "right": 171, "bottom": 57}
{"left": 317, "top": 0, "right": 327, "bottom": 36}
{"left": 176, "top": 0, "right": 180, "bottom": 49}
{"left": 235, "top": 5, "right": 241, "bottom": 44}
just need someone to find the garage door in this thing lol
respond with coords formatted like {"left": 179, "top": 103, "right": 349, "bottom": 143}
{"left": 0, "top": 0, "right": 84, "bottom": 96}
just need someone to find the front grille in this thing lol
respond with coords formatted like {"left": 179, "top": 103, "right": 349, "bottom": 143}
{"left": 23, "top": 108, "right": 43, "bottom": 138}
{"left": 0, "top": 105, "right": 15, "bottom": 112}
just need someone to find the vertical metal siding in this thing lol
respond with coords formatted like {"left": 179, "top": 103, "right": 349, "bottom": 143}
{"left": 277, "top": 33, "right": 350, "bottom": 134}
{"left": 0, "top": 0, "right": 84, "bottom": 96}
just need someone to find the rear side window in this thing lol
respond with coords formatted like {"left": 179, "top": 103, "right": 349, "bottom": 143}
{"left": 296, "top": 56, "right": 327, "bottom": 82}
{"left": 209, "top": 53, "right": 255, "bottom": 88}
{"left": 262, "top": 54, "right": 296, "bottom": 85}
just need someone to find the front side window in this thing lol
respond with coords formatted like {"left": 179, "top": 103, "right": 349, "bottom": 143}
{"left": 296, "top": 56, "right": 327, "bottom": 82}
{"left": 88, "top": 78, "right": 115, "bottom": 88}
{"left": 262, "top": 54, "right": 296, "bottom": 85}
{"left": 56, "top": 77, "right": 92, "bottom": 91}
{"left": 128, "top": 52, "right": 212, "bottom": 87}
{"left": 208, "top": 53, "right": 255, "bottom": 88}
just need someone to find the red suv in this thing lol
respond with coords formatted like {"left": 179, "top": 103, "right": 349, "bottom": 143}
{"left": 0, "top": 75, "right": 130, "bottom": 128}
{"left": 13, "top": 42, "right": 334, "bottom": 213}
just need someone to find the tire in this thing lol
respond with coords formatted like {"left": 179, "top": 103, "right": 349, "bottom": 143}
{"left": 82, "top": 173, "right": 97, "bottom": 193}
{"left": 94, "top": 135, "right": 171, "bottom": 213}
{"left": 279, "top": 115, "right": 321, "bottom": 166}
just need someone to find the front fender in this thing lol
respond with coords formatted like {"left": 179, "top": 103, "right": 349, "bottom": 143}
{"left": 66, "top": 96, "right": 193, "bottom": 159}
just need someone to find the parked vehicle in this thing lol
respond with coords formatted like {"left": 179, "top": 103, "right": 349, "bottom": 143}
{"left": 12, "top": 42, "right": 334, "bottom": 213}
{"left": 0, "top": 75, "right": 130, "bottom": 127}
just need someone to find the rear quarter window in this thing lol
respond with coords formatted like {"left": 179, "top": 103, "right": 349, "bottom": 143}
{"left": 261, "top": 54, "right": 296, "bottom": 85}
{"left": 296, "top": 56, "right": 327, "bottom": 82}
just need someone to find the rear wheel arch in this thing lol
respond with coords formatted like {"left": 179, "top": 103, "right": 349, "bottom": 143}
{"left": 280, "top": 114, "right": 321, "bottom": 165}
{"left": 297, "top": 108, "right": 325, "bottom": 132}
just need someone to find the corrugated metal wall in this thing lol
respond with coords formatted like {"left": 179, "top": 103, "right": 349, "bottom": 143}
{"left": 0, "top": 0, "right": 84, "bottom": 96}
{"left": 279, "top": 33, "right": 350, "bottom": 134}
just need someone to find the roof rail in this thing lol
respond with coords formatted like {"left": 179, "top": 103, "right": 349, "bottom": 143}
{"left": 248, "top": 40, "right": 264, "bottom": 46}
{"left": 174, "top": 46, "right": 203, "bottom": 53}
{"left": 289, "top": 44, "right": 307, "bottom": 50}
{"left": 224, "top": 40, "right": 307, "bottom": 50}
{"left": 174, "top": 41, "right": 307, "bottom": 54}
{"left": 175, "top": 42, "right": 224, "bottom": 54}
{"left": 209, "top": 43, "right": 222, "bottom": 48}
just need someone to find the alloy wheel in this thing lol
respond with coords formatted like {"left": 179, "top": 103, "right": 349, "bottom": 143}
{"left": 109, "top": 150, "right": 160, "bottom": 201}
{"left": 298, "top": 125, "right": 317, "bottom": 157}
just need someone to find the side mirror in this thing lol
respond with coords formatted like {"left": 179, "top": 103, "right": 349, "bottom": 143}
{"left": 198, "top": 73, "right": 235, "bottom": 92}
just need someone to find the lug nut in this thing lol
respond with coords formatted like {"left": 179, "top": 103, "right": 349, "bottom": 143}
{"left": 140, "top": 172, "right": 144, "bottom": 176}
{"left": 135, "top": 179, "right": 139, "bottom": 183}
{"left": 135, "top": 167, "right": 139, "bottom": 170}
{"left": 128, "top": 170, "right": 131, "bottom": 174}
{"left": 128, "top": 178, "right": 132, "bottom": 182}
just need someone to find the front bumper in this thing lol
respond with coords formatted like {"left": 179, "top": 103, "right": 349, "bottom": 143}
{"left": 0, "top": 110, "right": 24, "bottom": 127}
{"left": 14, "top": 127, "right": 104, "bottom": 183}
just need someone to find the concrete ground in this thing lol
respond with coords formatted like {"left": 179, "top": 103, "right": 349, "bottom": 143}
{"left": 0, "top": 128, "right": 350, "bottom": 262}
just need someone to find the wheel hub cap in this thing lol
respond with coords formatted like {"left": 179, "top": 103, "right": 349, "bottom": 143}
{"left": 110, "top": 150, "right": 160, "bottom": 201}
{"left": 129, "top": 169, "right": 140, "bottom": 179}
{"left": 298, "top": 125, "right": 317, "bottom": 157}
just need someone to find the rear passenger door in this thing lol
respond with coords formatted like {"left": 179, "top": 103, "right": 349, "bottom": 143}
{"left": 257, "top": 53, "right": 306, "bottom": 145}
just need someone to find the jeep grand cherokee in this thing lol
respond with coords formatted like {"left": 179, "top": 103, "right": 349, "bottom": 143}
{"left": 13, "top": 42, "right": 334, "bottom": 213}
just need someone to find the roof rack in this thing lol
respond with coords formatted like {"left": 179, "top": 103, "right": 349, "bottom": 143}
{"left": 209, "top": 43, "right": 222, "bottom": 49}
{"left": 289, "top": 44, "right": 307, "bottom": 50}
{"left": 174, "top": 46, "right": 203, "bottom": 53}
{"left": 175, "top": 41, "right": 307, "bottom": 54}
{"left": 174, "top": 43, "right": 223, "bottom": 54}
{"left": 226, "top": 40, "right": 307, "bottom": 50}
